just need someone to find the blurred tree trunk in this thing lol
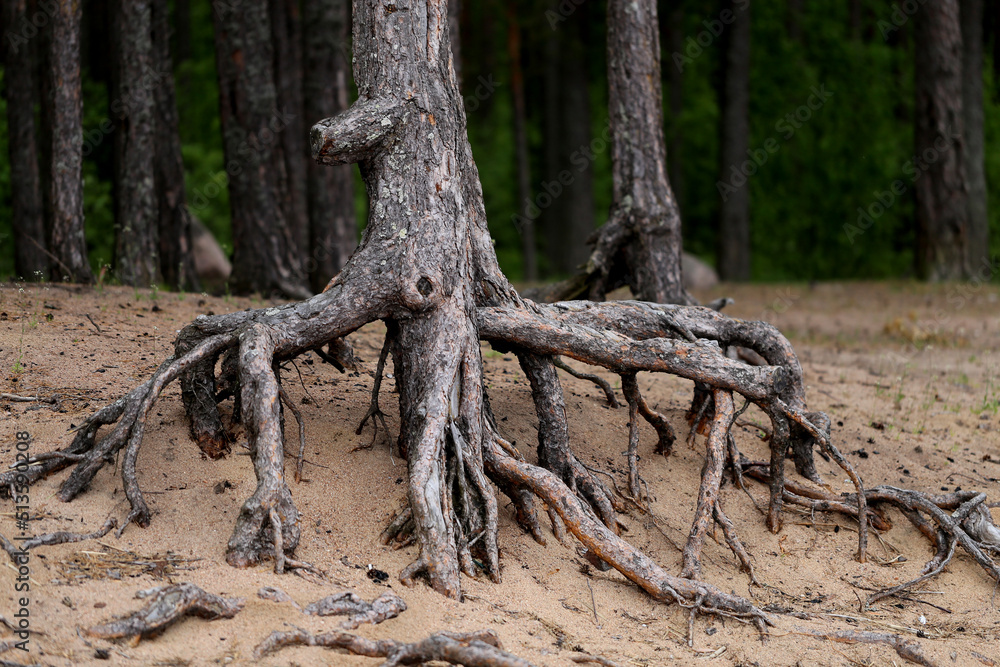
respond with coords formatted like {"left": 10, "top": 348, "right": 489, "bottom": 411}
{"left": 717, "top": 0, "right": 751, "bottom": 282}
{"left": 554, "top": 16, "right": 594, "bottom": 275}
{"left": 507, "top": 3, "right": 536, "bottom": 281}
{"left": 449, "top": 0, "right": 462, "bottom": 83}
{"left": 303, "top": 0, "right": 355, "bottom": 292}
{"left": 43, "top": 0, "right": 93, "bottom": 283}
{"left": 664, "top": 1, "right": 685, "bottom": 215}
{"left": 270, "top": 0, "right": 309, "bottom": 256}
{"left": 174, "top": 0, "right": 190, "bottom": 63}
{"left": 212, "top": 0, "right": 309, "bottom": 298}
{"left": 111, "top": 0, "right": 160, "bottom": 287}
{"left": 961, "top": 0, "right": 988, "bottom": 273}
{"left": 152, "top": 0, "right": 199, "bottom": 290}
{"left": 914, "top": 0, "right": 970, "bottom": 281}
{"left": 540, "top": 10, "right": 592, "bottom": 278}
{"left": 3, "top": 0, "right": 48, "bottom": 280}
{"left": 787, "top": 0, "right": 802, "bottom": 42}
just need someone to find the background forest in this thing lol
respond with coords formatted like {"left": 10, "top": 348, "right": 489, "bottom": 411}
{"left": 1, "top": 0, "right": 998, "bottom": 285}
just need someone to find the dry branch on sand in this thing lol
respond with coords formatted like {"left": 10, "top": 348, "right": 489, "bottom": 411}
{"left": 4, "top": 0, "right": 999, "bottom": 660}
{"left": 253, "top": 627, "right": 535, "bottom": 666}
{"left": 83, "top": 583, "right": 244, "bottom": 642}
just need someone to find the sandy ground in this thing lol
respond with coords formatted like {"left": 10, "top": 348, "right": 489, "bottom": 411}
{"left": 0, "top": 280, "right": 998, "bottom": 667}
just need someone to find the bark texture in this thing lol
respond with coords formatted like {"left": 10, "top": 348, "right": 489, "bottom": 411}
{"left": 303, "top": 0, "right": 355, "bottom": 291}
{"left": 212, "top": 0, "right": 309, "bottom": 298}
{"left": 914, "top": 0, "right": 970, "bottom": 281}
{"left": 152, "top": 0, "right": 199, "bottom": 291}
{"left": 44, "top": 0, "right": 93, "bottom": 283}
{"left": 717, "top": 0, "right": 751, "bottom": 282}
{"left": 961, "top": 0, "right": 989, "bottom": 273}
{"left": 3, "top": 0, "right": 48, "bottom": 280}
{"left": 111, "top": 0, "right": 160, "bottom": 287}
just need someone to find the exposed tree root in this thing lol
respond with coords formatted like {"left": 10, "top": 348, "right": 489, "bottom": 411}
{"left": 304, "top": 590, "right": 407, "bottom": 629}
{"left": 620, "top": 373, "right": 675, "bottom": 456}
{"left": 0, "top": 517, "right": 117, "bottom": 562}
{"left": 84, "top": 583, "right": 244, "bottom": 642}
{"left": 355, "top": 329, "right": 393, "bottom": 451}
{"left": 741, "top": 462, "right": 1000, "bottom": 604}
{"left": 553, "top": 357, "right": 620, "bottom": 408}
{"left": 791, "top": 627, "right": 936, "bottom": 667}
{"left": 254, "top": 627, "right": 535, "bottom": 666}
{"left": 11, "top": 0, "right": 1000, "bottom": 648}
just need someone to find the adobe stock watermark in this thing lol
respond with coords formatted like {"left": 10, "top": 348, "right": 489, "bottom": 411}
{"left": 463, "top": 75, "right": 499, "bottom": 113}
{"left": 189, "top": 109, "right": 298, "bottom": 212}
{"left": 843, "top": 127, "right": 959, "bottom": 245}
{"left": 546, "top": 0, "right": 587, "bottom": 30}
{"left": 4, "top": 0, "right": 58, "bottom": 55}
{"left": 877, "top": 0, "right": 928, "bottom": 41}
{"left": 509, "top": 122, "right": 612, "bottom": 235}
{"left": 671, "top": 0, "right": 750, "bottom": 73}
{"left": 10, "top": 430, "right": 33, "bottom": 653}
{"left": 82, "top": 64, "right": 172, "bottom": 158}
{"left": 717, "top": 84, "right": 833, "bottom": 202}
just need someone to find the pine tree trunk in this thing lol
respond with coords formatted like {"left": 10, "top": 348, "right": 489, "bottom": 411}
{"left": 717, "top": 0, "right": 751, "bottom": 282}
{"left": 665, "top": 2, "right": 685, "bottom": 216}
{"left": 914, "top": 0, "right": 970, "bottom": 281}
{"left": 506, "top": 4, "right": 536, "bottom": 281}
{"left": 152, "top": 0, "right": 199, "bottom": 291}
{"left": 3, "top": 0, "right": 48, "bottom": 280}
{"left": 600, "top": 0, "right": 689, "bottom": 303}
{"left": 961, "top": 0, "right": 989, "bottom": 274}
{"left": 303, "top": 0, "right": 355, "bottom": 292}
{"left": 44, "top": 0, "right": 93, "bottom": 283}
{"left": 212, "top": 0, "right": 309, "bottom": 298}
{"left": 269, "top": 0, "right": 309, "bottom": 256}
{"left": 553, "top": 16, "right": 594, "bottom": 276}
{"left": 111, "top": 0, "right": 160, "bottom": 287}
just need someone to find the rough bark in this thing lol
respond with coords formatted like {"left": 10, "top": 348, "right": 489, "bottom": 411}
{"left": 269, "top": 0, "right": 309, "bottom": 256}
{"left": 111, "top": 0, "right": 160, "bottom": 287}
{"left": 303, "top": 0, "right": 356, "bottom": 292}
{"left": 151, "top": 0, "right": 199, "bottom": 291}
{"left": 531, "top": 0, "right": 692, "bottom": 305}
{"left": 44, "top": 0, "right": 93, "bottom": 283}
{"left": 3, "top": 0, "right": 48, "bottom": 280}
{"left": 914, "top": 0, "right": 970, "bottom": 281}
{"left": 961, "top": 0, "right": 989, "bottom": 274}
{"left": 717, "top": 0, "right": 751, "bottom": 282}
{"left": 211, "top": 0, "right": 309, "bottom": 298}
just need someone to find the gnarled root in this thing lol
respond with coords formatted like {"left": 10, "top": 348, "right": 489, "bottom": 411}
{"left": 483, "top": 432, "right": 772, "bottom": 630}
{"left": 84, "top": 583, "right": 244, "bottom": 642}
{"left": 254, "top": 627, "right": 535, "bottom": 666}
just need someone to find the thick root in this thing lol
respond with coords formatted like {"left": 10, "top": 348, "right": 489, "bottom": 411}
{"left": 254, "top": 628, "right": 535, "bottom": 666}
{"left": 84, "top": 583, "right": 244, "bottom": 641}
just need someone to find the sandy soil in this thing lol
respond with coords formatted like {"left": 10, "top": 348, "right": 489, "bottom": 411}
{"left": 0, "top": 280, "right": 998, "bottom": 667}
